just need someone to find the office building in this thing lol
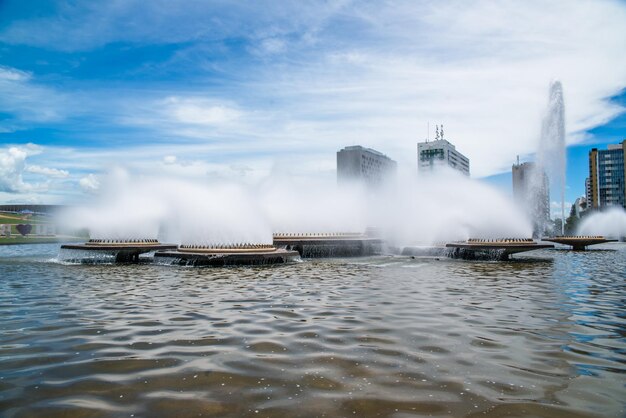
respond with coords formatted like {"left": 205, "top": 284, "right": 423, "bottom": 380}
{"left": 417, "top": 129, "right": 469, "bottom": 176}
{"left": 512, "top": 161, "right": 550, "bottom": 236}
{"left": 337, "top": 145, "right": 397, "bottom": 187}
{"left": 588, "top": 140, "right": 626, "bottom": 209}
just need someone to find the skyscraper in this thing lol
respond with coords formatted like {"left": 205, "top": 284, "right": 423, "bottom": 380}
{"left": 512, "top": 161, "right": 550, "bottom": 237}
{"left": 417, "top": 127, "right": 469, "bottom": 176}
{"left": 588, "top": 140, "right": 626, "bottom": 209}
{"left": 337, "top": 145, "right": 397, "bottom": 187}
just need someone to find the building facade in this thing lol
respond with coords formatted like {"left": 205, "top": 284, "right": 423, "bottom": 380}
{"left": 512, "top": 161, "right": 550, "bottom": 237}
{"left": 585, "top": 177, "right": 592, "bottom": 207}
{"left": 588, "top": 140, "right": 626, "bottom": 209}
{"left": 417, "top": 139, "right": 470, "bottom": 176}
{"left": 337, "top": 145, "right": 397, "bottom": 187}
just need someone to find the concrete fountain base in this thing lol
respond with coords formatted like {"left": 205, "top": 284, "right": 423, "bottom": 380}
{"left": 61, "top": 239, "right": 178, "bottom": 262}
{"left": 445, "top": 238, "right": 553, "bottom": 261}
{"left": 154, "top": 244, "right": 300, "bottom": 266}
{"left": 543, "top": 236, "right": 618, "bottom": 251}
{"left": 272, "top": 233, "right": 384, "bottom": 258}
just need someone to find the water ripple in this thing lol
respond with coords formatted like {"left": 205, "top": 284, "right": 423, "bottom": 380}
{"left": 0, "top": 244, "right": 624, "bottom": 417}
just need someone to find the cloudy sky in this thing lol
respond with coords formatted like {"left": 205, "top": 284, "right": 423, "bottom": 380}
{"left": 1, "top": 0, "right": 625, "bottom": 205}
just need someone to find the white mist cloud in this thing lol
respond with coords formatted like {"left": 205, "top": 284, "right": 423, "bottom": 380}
{"left": 577, "top": 207, "right": 626, "bottom": 238}
{"left": 60, "top": 173, "right": 274, "bottom": 244}
{"left": 58, "top": 168, "right": 532, "bottom": 245}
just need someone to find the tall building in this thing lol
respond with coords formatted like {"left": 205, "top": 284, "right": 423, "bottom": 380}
{"left": 337, "top": 145, "right": 397, "bottom": 187}
{"left": 512, "top": 161, "right": 550, "bottom": 237}
{"left": 417, "top": 129, "right": 469, "bottom": 176}
{"left": 588, "top": 140, "right": 626, "bottom": 209}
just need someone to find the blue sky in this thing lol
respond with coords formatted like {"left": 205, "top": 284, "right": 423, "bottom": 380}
{"left": 1, "top": 0, "right": 625, "bottom": 210}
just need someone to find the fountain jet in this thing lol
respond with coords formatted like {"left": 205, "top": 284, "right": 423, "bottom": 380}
{"left": 536, "top": 81, "right": 566, "bottom": 235}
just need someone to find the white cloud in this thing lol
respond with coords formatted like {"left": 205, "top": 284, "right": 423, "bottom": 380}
{"left": 0, "top": 0, "right": 625, "bottom": 189}
{"left": 0, "top": 144, "right": 70, "bottom": 193}
{"left": 163, "top": 155, "right": 177, "bottom": 164}
{"left": 0, "top": 67, "right": 67, "bottom": 129}
{"left": 0, "top": 146, "right": 31, "bottom": 192}
{"left": 104, "top": 0, "right": 625, "bottom": 180}
{"left": 5, "top": 195, "right": 44, "bottom": 204}
{"left": 25, "top": 165, "right": 69, "bottom": 178}
{"left": 0, "top": 66, "right": 30, "bottom": 82}
{"left": 79, "top": 174, "right": 100, "bottom": 193}
{"left": 165, "top": 97, "right": 242, "bottom": 126}
{"left": 0, "top": 1, "right": 344, "bottom": 51}
{"left": 253, "top": 37, "right": 288, "bottom": 56}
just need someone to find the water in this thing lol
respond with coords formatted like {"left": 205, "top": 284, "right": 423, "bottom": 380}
{"left": 1, "top": 244, "right": 625, "bottom": 417}
{"left": 57, "top": 169, "right": 533, "bottom": 248}
{"left": 536, "top": 81, "right": 566, "bottom": 235}
{"left": 578, "top": 207, "right": 626, "bottom": 238}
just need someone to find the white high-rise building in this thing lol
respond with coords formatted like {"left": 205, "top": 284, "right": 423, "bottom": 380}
{"left": 337, "top": 145, "right": 397, "bottom": 187}
{"left": 417, "top": 129, "right": 469, "bottom": 176}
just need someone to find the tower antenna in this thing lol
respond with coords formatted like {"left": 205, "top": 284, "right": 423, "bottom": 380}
{"left": 441, "top": 124, "right": 444, "bottom": 139}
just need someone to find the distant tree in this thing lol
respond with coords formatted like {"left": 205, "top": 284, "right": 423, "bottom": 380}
{"left": 564, "top": 203, "right": 578, "bottom": 235}
{"left": 550, "top": 218, "right": 563, "bottom": 237}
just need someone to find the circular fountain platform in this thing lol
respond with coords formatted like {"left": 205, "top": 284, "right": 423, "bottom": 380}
{"left": 273, "top": 233, "right": 384, "bottom": 258}
{"left": 154, "top": 244, "right": 299, "bottom": 266}
{"left": 445, "top": 238, "right": 553, "bottom": 260}
{"left": 543, "top": 236, "right": 618, "bottom": 250}
{"left": 61, "top": 239, "right": 178, "bottom": 262}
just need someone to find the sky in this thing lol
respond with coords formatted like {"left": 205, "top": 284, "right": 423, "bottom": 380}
{"left": 0, "top": 0, "right": 625, "bottom": 210}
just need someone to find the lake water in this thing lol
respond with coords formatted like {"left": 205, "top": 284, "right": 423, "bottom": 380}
{"left": 1, "top": 243, "right": 624, "bottom": 417}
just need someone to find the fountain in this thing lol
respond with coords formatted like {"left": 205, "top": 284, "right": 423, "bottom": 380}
{"left": 445, "top": 238, "right": 553, "bottom": 260}
{"left": 273, "top": 232, "right": 385, "bottom": 258}
{"left": 543, "top": 235, "right": 617, "bottom": 251}
{"left": 55, "top": 165, "right": 547, "bottom": 264}
{"left": 61, "top": 239, "right": 177, "bottom": 263}
{"left": 577, "top": 207, "right": 626, "bottom": 239}
{"left": 535, "top": 80, "right": 566, "bottom": 236}
{"left": 154, "top": 243, "right": 299, "bottom": 266}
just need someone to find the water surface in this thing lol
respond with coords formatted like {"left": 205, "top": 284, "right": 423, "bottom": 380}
{"left": 1, "top": 244, "right": 624, "bottom": 417}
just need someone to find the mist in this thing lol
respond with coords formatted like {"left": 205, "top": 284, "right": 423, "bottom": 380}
{"left": 577, "top": 207, "right": 626, "bottom": 239}
{"left": 59, "top": 169, "right": 273, "bottom": 245}
{"left": 57, "top": 167, "right": 534, "bottom": 246}
{"left": 373, "top": 170, "right": 532, "bottom": 245}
